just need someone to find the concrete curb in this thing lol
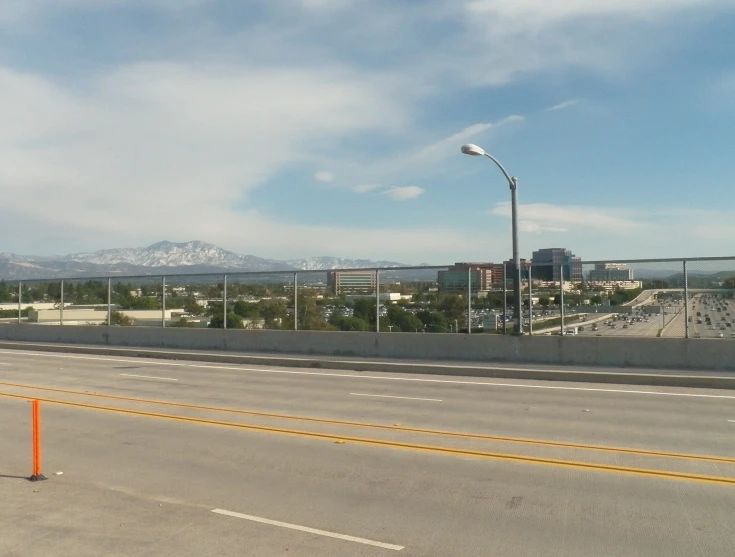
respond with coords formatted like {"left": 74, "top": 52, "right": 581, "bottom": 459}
{"left": 1, "top": 341, "right": 734, "bottom": 390}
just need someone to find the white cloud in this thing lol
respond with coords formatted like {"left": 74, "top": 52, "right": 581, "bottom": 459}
{"left": 490, "top": 202, "right": 641, "bottom": 233}
{"left": 383, "top": 186, "right": 425, "bottom": 201}
{"left": 314, "top": 171, "right": 335, "bottom": 182}
{"left": 408, "top": 115, "right": 524, "bottom": 166}
{"left": 1, "top": 0, "right": 734, "bottom": 262}
{"left": 353, "top": 184, "right": 381, "bottom": 194}
{"left": 0, "top": 0, "right": 212, "bottom": 25}
{"left": 466, "top": 0, "right": 730, "bottom": 23}
{"left": 0, "top": 63, "right": 408, "bottom": 246}
{"left": 545, "top": 99, "right": 580, "bottom": 112}
{"left": 518, "top": 221, "right": 569, "bottom": 234}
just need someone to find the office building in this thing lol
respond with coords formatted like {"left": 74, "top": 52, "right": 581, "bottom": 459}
{"left": 438, "top": 262, "right": 504, "bottom": 293}
{"left": 327, "top": 270, "right": 377, "bottom": 294}
{"left": 588, "top": 263, "right": 634, "bottom": 281}
{"left": 531, "top": 248, "right": 582, "bottom": 282}
{"left": 502, "top": 258, "right": 531, "bottom": 283}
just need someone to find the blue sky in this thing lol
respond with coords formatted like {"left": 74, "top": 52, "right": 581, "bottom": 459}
{"left": 1, "top": 0, "right": 734, "bottom": 264}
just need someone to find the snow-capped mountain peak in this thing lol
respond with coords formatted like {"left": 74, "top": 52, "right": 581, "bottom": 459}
{"left": 1, "top": 241, "right": 413, "bottom": 279}
{"left": 64, "top": 240, "right": 284, "bottom": 270}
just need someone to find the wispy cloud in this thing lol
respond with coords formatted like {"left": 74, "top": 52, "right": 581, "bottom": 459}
{"left": 490, "top": 202, "right": 641, "bottom": 233}
{"left": 314, "top": 171, "right": 334, "bottom": 182}
{"left": 465, "top": 0, "right": 729, "bottom": 23}
{"left": 383, "top": 186, "right": 425, "bottom": 201}
{"left": 1, "top": 0, "right": 733, "bottom": 262}
{"left": 545, "top": 99, "right": 579, "bottom": 112}
{"left": 353, "top": 184, "right": 381, "bottom": 194}
{"left": 0, "top": 63, "right": 407, "bottom": 250}
{"left": 408, "top": 116, "right": 524, "bottom": 166}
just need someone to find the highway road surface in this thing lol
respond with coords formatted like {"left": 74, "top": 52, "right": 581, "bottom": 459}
{"left": 2, "top": 349, "right": 735, "bottom": 556}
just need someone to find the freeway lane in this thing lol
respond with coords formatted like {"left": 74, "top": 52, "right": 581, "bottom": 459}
{"left": 2, "top": 349, "right": 735, "bottom": 556}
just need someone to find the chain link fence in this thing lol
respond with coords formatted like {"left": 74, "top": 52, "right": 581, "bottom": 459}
{"left": 2, "top": 258, "right": 734, "bottom": 338}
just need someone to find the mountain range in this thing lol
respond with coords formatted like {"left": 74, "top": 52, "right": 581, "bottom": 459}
{"left": 0, "top": 241, "right": 410, "bottom": 280}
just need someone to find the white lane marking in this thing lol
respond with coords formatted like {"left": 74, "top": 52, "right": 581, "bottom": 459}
{"left": 119, "top": 373, "right": 178, "bottom": 382}
{"left": 728, "top": 420, "right": 735, "bottom": 423}
{"left": 0, "top": 352, "right": 188, "bottom": 367}
{"left": 0, "top": 362, "right": 10, "bottom": 365}
{"left": 211, "top": 508, "right": 404, "bottom": 551}
{"left": 0, "top": 350, "right": 561, "bottom": 374}
{"left": 2, "top": 350, "right": 735, "bottom": 399}
{"left": 350, "top": 393, "right": 442, "bottom": 402}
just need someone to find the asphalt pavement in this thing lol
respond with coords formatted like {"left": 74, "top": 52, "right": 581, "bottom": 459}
{"left": 2, "top": 349, "right": 735, "bottom": 556}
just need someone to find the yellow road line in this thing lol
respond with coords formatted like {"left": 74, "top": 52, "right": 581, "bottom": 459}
{"left": 1, "top": 390, "right": 734, "bottom": 487}
{"left": 1, "top": 380, "right": 734, "bottom": 465}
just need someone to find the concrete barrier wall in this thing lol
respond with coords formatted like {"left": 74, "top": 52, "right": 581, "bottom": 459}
{"left": 1, "top": 323, "right": 734, "bottom": 371}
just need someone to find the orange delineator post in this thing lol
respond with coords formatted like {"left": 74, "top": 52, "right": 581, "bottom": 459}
{"left": 30, "top": 400, "right": 47, "bottom": 482}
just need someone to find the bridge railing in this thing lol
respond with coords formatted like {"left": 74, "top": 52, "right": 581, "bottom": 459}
{"left": 2, "top": 256, "right": 734, "bottom": 339}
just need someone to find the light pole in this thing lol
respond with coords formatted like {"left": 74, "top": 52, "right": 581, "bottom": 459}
{"left": 461, "top": 143, "right": 523, "bottom": 335}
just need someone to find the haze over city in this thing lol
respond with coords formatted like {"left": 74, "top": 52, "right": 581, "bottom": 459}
{"left": 1, "top": 1, "right": 734, "bottom": 263}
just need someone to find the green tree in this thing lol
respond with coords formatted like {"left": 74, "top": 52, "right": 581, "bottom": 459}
{"left": 538, "top": 296, "right": 550, "bottom": 308}
{"left": 233, "top": 300, "right": 261, "bottom": 318}
{"left": 644, "top": 280, "right": 670, "bottom": 289}
{"left": 110, "top": 311, "right": 134, "bottom": 326}
{"left": 417, "top": 310, "right": 449, "bottom": 332}
{"left": 120, "top": 296, "right": 160, "bottom": 310}
{"left": 293, "top": 294, "right": 332, "bottom": 330}
{"left": 352, "top": 298, "right": 376, "bottom": 325}
{"left": 437, "top": 295, "right": 466, "bottom": 321}
{"left": 260, "top": 299, "right": 288, "bottom": 328}
{"left": 183, "top": 296, "right": 205, "bottom": 316}
{"left": 331, "top": 315, "right": 370, "bottom": 331}
{"left": 722, "top": 277, "right": 735, "bottom": 289}
{"left": 209, "top": 313, "right": 244, "bottom": 329}
{"left": 386, "top": 306, "right": 424, "bottom": 332}
{"left": 170, "top": 317, "right": 195, "bottom": 328}
{"left": 0, "top": 281, "right": 10, "bottom": 303}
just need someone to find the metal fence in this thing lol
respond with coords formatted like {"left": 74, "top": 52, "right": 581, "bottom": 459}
{"left": 1, "top": 257, "right": 734, "bottom": 339}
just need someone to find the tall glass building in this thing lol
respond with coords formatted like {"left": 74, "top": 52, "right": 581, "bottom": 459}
{"left": 530, "top": 248, "right": 583, "bottom": 282}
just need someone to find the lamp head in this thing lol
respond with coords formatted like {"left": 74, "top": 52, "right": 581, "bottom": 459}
{"left": 461, "top": 144, "right": 486, "bottom": 156}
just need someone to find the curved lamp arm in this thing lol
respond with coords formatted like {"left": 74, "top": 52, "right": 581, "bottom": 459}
{"left": 482, "top": 153, "right": 516, "bottom": 190}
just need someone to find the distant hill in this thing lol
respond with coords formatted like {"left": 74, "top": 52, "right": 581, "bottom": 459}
{"left": 0, "top": 241, "right": 412, "bottom": 280}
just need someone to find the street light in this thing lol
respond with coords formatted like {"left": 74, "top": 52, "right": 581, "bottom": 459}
{"left": 461, "top": 143, "right": 523, "bottom": 335}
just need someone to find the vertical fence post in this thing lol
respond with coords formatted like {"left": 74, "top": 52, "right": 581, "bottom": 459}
{"left": 18, "top": 281, "right": 22, "bottom": 323}
{"left": 502, "top": 263, "right": 507, "bottom": 335}
{"left": 293, "top": 273, "right": 298, "bottom": 331}
{"left": 467, "top": 267, "right": 472, "bottom": 334}
{"left": 662, "top": 302, "right": 665, "bottom": 329}
{"left": 161, "top": 276, "right": 166, "bottom": 328}
{"left": 107, "top": 278, "right": 112, "bottom": 326}
{"left": 60, "top": 280, "right": 64, "bottom": 326}
{"left": 528, "top": 266, "right": 533, "bottom": 335}
{"left": 29, "top": 400, "right": 46, "bottom": 482}
{"left": 560, "top": 265, "right": 565, "bottom": 335}
{"left": 683, "top": 260, "right": 689, "bottom": 339}
{"left": 223, "top": 275, "right": 227, "bottom": 330}
{"left": 375, "top": 270, "right": 380, "bottom": 333}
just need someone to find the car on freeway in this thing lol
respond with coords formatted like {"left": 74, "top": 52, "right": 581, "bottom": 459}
{"left": 717, "top": 332, "right": 725, "bottom": 338}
